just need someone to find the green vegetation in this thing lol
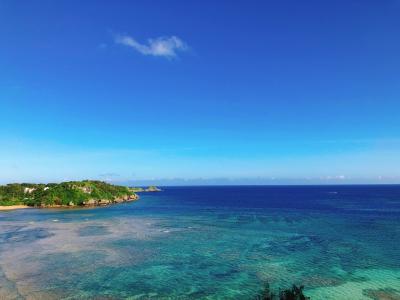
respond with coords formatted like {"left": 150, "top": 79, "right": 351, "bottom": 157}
{"left": 0, "top": 180, "right": 138, "bottom": 207}
{"left": 145, "top": 185, "right": 162, "bottom": 192}
{"left": 256, "top": 284, "right": 310, "bottom": 300}
{"left": 128, "top": 186, "right": 162, "bottom": 192}
{"left": 129, "top": 187, "right": 145, "bottom": 192}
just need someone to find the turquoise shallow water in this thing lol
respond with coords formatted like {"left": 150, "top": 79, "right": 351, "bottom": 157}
{"left": 0, "top": 186, "right": 400, "bottom": 299}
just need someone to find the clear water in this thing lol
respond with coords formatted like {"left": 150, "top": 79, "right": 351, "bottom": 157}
{"left": 1, "top": 186, "right": 400, "bottom": 299}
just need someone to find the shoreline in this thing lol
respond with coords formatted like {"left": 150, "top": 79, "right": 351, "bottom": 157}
{"left": 0, "top": 196, "right": 140, "bottom": 211}
{"left": 0, "top": 205, "right": 30, "bottom": 211}
{"left": 40, "top": 196, "right": 139, "bottom": 209}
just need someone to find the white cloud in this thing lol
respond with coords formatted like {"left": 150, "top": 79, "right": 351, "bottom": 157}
{"left": 115, "top": 34, "right": 188, "bottom": 58}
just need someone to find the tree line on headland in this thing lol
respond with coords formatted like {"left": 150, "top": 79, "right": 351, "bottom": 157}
{"left": 0, "top": 180, "right": 160, "bottom": 207}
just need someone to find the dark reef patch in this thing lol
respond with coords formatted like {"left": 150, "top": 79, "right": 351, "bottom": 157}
{"left": 363, "top": 288, "right": 400, "bottom": 300}
{"left": 0, "top": 228, "right": 53, "bottom": 244}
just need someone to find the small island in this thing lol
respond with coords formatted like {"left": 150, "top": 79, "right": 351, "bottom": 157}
{"left": 129, "top": 185, "right": 162, "bottom": 192}
{"left": 0, "top": 180, "right": 161, "bottom": 209}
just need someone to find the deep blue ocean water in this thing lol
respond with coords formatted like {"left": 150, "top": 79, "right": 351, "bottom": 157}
{"left": 1, "top": 185, "right": 400, "bottom": 299}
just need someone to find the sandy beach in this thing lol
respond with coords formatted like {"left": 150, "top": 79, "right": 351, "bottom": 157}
{"left": 0, "top": 205, "right": 30, "bottom": 211}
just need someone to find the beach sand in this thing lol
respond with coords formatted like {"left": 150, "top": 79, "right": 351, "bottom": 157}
{"left": 0, "top": 205, "right": 30, "bottom": 211}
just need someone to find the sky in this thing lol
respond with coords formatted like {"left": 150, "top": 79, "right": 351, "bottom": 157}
{"left": 1, "top": 0, "right": 400, "bottom": 185}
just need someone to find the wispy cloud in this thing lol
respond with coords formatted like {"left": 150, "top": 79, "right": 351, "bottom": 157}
{"left": 115, "top": 34, "right": 188, "bottom": 58}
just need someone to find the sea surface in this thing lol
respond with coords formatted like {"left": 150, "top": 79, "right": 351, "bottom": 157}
{"left": 1, "top": 185, "right": 400, "bottom": 299}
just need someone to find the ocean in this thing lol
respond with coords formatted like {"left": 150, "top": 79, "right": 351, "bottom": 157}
{"left": 1, "top": 185, "right": 400, "bottom": 299}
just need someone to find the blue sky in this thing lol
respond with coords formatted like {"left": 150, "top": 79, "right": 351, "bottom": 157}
{"left": 1, "top": 0, "right": 400, "bottom": 184}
